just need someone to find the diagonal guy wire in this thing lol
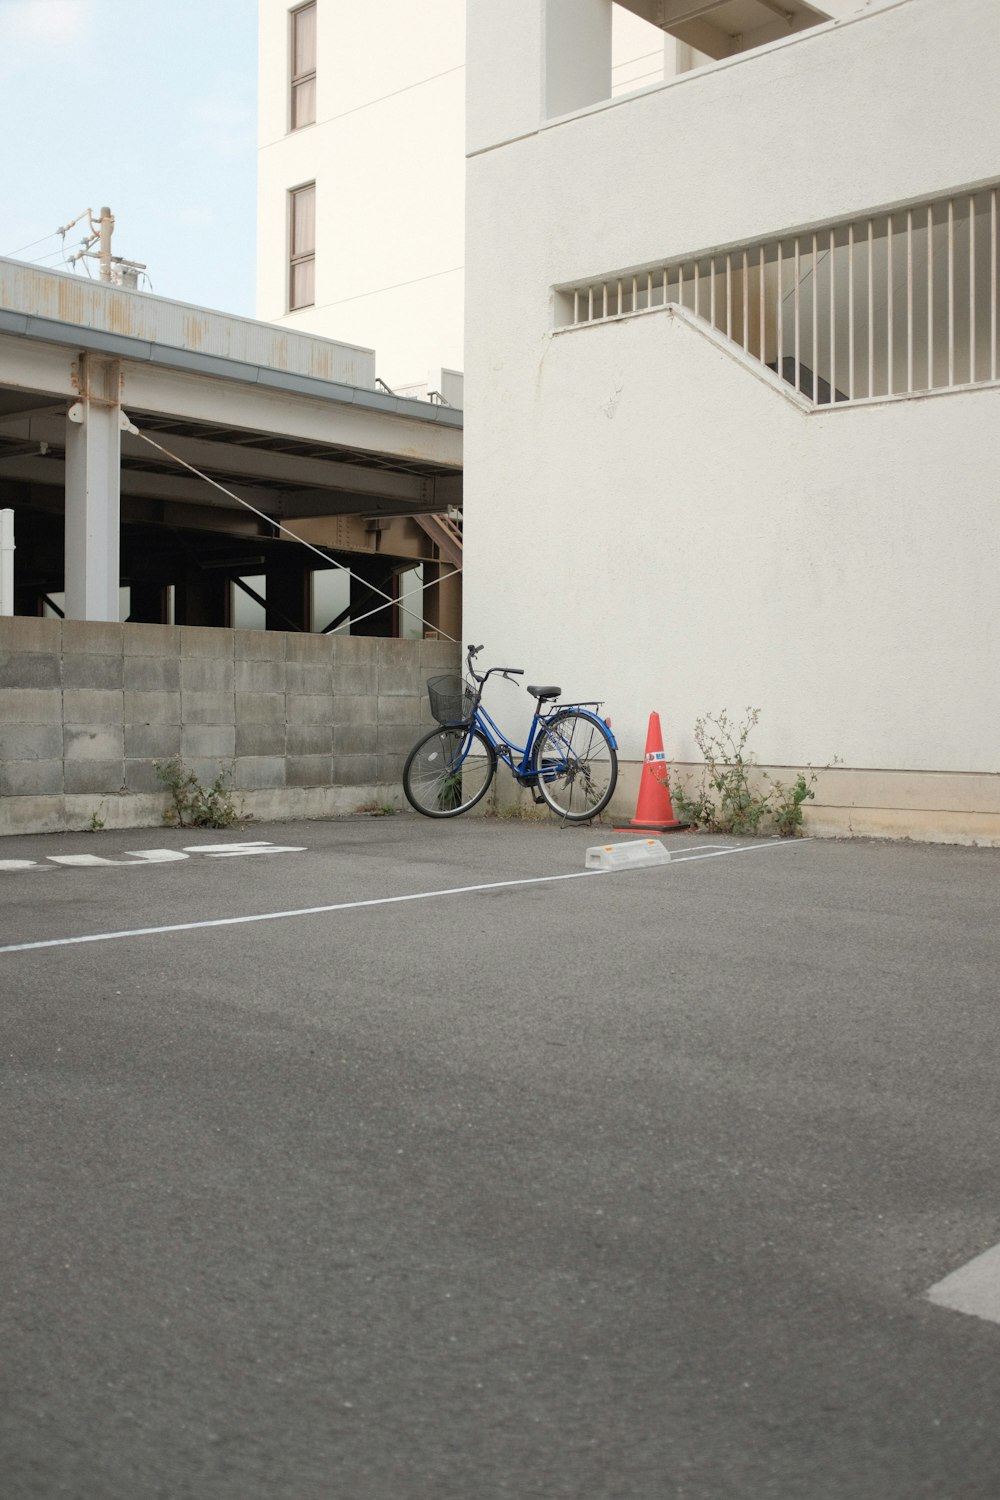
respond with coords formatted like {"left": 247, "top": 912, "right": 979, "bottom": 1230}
{"left": 127, "top": 420, "right": 459, "bottom": 640}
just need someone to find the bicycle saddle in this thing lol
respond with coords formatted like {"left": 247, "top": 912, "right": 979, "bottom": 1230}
{"left": 527, "top": 684, "right": 561, "bottom": 701}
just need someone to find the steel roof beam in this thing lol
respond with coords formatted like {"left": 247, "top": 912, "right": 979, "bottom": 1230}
{"left": 0, "top": 416, "right": 461, "bottom": 504}
{"left": 119, "top": 429, "right": 432, "bottom": 502}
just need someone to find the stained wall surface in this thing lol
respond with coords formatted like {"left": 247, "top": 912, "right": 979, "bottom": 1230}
{"left": 0, "top": 619, "right": 458, "bottom": 833}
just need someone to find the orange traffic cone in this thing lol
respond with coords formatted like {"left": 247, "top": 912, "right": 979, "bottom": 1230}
{"left": 614, "top": 711, "right": 689, "bottom": 833}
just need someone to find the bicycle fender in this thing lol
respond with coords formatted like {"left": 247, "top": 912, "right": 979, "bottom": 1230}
{"left": 547, "top": 706, "right": 617, "bottom": 750}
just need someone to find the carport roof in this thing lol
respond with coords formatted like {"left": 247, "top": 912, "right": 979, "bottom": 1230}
{"left": 0, "top": 304, "right": 462, "bottom": 435}
{"left": 0, "top": 258, "right": 462, "bottom": 522}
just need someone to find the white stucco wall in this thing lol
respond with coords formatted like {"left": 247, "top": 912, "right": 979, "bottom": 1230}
{"left": 464, "top": 0, "right": 1000, "bottom": 807}
{"left": 468, "top": 309, "right": 1000, "bottom": 771}
{"left": 471, "top": 0, "right": 1000, "bottom": 284}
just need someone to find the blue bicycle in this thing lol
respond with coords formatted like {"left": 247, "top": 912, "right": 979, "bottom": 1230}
{"left": 402, "top": 644, "right": 618, "bottom": 823}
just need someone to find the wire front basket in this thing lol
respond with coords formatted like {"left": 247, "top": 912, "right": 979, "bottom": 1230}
{"left": 427, "top": 674, "right": 477, "bottom": 727}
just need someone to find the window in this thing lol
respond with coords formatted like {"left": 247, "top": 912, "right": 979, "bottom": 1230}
{"left": 290, "top": 2, "right": 316, "bottom": 130}
{"left": 289, "top": 183, "right": 316, "bottom": 310}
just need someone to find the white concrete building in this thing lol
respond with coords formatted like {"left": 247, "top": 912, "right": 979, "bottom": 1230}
{"left": 254, "top": 1, "right": 685, "bottom": 398}
{"left": 464, "top": 0, "right": 1000, "bottom": 843}
{"left": 256, "top": 0, "right": 467, "bottom": 398}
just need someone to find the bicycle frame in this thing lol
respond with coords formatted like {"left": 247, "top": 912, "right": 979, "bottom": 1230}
{"left": 472, "top": 701, "right": 541, "bottom": 779}
{"left": 433, "top": 643, "right": 616, "bottom": 786}
{"left": 463, "top": 699, "right": 617, "bottom": 784}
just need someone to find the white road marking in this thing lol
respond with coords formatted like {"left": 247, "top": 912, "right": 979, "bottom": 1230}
{"left": 49, "top": 854, "right": 142, "bottom": 868}
{"left": 1, "top": 872, "right": 597, "bottom": 953}
{"left": 125, "top": 849, "right": 191, "bottom": 863}
{"left": 181, "top": 842, "right": 306, "bottom": 857}
{"left": 927, "top": 1243, "right": 1000, "bottom": 1325}
{"left": 670, "top": 840, "right": 813, "bottom": 863}
{"left": 0, "top": 838, "right": 809, "bottom": 956}
{"left": 1, "top": 841, "right": 307, "bottom": 872}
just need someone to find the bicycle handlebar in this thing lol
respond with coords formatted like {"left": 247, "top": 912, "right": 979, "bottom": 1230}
{"left": 466, "top": 644, "right": 524, "bottom": 688}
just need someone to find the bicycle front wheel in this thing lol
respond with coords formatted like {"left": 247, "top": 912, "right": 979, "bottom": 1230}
{"left": 532, "top": 712, "right": 618, "bottom": 822}
{"left": 402, "top": 726, "right": 496, "bottom": 818}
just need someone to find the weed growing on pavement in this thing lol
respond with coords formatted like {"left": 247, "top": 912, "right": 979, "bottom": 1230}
{"left": 484, "top": 779, "right": 548, "bottom": 821}
{"left": 665, "top": 708, "right": 835, "bottom": 838}
{"left": 154, "top": 756, "right": 242, "bottom": 829}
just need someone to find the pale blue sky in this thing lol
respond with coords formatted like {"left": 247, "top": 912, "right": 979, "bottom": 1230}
{"left": 0, "top": 0, "right": 258, "bottom": 314}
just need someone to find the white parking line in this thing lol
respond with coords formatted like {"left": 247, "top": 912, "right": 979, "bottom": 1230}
{"left": 0, "top": 838, "right": 809, "bottom": 955}
{"left": 0, "top": 872, "right": 596, "bottom": 953}
{"left": 927, "top": 1243, "right": 1000, "bottom": 1326}
{"left": 584, "top": 840, "right": 812, "bottom": 865}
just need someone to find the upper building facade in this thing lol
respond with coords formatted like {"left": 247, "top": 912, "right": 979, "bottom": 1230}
{"left": 256, "top": 0, "right": 467, "bottom": 398}
{"left": 255, "top": 1, "right": 691, "bottom": 398}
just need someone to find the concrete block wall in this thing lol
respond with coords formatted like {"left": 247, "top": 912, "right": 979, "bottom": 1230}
{"left": 0, "top": 617, "right": 459, "bottom": 833}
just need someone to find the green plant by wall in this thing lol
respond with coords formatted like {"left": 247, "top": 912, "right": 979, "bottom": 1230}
{"left": 664, "top": 709, "right": 833, "bottom": 838}
{"left": 355, "top": 799, "right": 398, "bottom": 817}
{"left": 154, "top": 756, "right": 242, "bottom": 829}
{"left": 768, "top": 771, "right": 818, "bottom": 838}
{"left": 437, "top": 766, "right": 464, "bottom": 812}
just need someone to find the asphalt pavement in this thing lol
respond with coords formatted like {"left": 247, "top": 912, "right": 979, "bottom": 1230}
{"left": 2, "top": 815, "right": 999, "bottom": 1499}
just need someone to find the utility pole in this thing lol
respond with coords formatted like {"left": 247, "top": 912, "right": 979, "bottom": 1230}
{"left": 97, "top": 206, "right": 113, "bottom": 282}
{"left": 64, "top": 207, "right": 147, "bottom": 288}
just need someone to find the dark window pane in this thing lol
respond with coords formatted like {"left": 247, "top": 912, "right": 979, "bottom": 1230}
{"left": 292, "top": 76, "right": 316, "bottom": 129}
{"left": 291, "top": 184, "right": 315, "bottom": 257}
{"left": 291, "top": 3, "right": 316, "bottom": 131}
{"left": 290, "top": 257, "right": 315, "bottom": 310}
{"left": 293, "top": 3, "right": 316, "bottom": 75}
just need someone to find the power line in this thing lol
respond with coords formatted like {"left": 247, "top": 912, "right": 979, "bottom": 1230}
{"left": 305, "top": 264, "right": 463, "bottom": 315}
{"left": 5, "top": 210, "right": 92, "bottom": 262}
{"left": 612, "top": 48, "right": 666, "bottom": 71}
{"left": 4, "top": 230, "right": 61, "bottom": 258}
{"left": 259, "top": 62, "right": 465, "bottom": 149}
{"left": 25, "top": 245, "right": 81, "bottom": 267}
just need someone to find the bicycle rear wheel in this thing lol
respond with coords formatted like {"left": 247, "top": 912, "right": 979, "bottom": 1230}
{"left": 532, "top": 712, "right": 617, "bottom": 822}
{"left": 402, "top": 726, "right": 496, "bottom": 818}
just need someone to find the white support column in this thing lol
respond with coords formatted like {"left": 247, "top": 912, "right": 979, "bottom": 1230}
{"left": 544, "top": 0, "right": 611, "bottom": 120}
{"left": 0, "top": 509, "right": 14, "bottom": 615}
{"left": 466, "top": 0, "right": 612, "bottom": 154}
{"left": 64, "top": 358, "right": 123, "bottom": 622}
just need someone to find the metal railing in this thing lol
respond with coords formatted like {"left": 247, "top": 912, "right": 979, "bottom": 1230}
{"left": 558, "top": 185, "right": 1000, "bottom": 406}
